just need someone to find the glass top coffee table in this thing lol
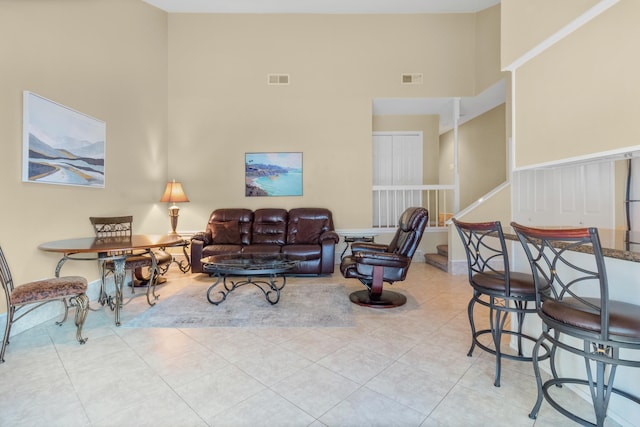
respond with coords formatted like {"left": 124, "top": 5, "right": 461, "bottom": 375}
{"left": 201, "top": 253, "right": 300, "bottom": 305}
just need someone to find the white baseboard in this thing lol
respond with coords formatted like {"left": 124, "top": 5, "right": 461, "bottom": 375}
{"left": 448, "top": 260, "right": 467, "bottom": 275}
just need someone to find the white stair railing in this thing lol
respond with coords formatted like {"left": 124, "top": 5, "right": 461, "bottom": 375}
{"left": 373, "top": 184, "right": 456, "bottom": 229}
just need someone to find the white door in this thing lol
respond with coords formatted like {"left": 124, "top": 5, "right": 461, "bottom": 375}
{"left": 373, "top": 132, "right": 423, "bottom": 227}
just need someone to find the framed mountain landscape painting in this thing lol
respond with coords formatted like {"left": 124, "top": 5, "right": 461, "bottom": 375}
{"left": 22, "top": 91, "right": 105, "bottom": 187}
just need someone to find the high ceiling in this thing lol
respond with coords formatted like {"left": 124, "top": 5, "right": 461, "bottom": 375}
{"left": 142, "top": 0, "right": 500, "bottom": 14}
{"left": 144, "top": 0, "right": 504, "bottom": 133}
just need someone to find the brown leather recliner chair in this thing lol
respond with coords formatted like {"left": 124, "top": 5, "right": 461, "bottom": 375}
{"left": 340, "top": 207, "right": 428, "bottom": 308}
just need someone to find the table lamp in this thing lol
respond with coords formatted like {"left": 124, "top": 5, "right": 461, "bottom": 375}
{"left": 160, "top": 180, "right": 189, "bottom": 234}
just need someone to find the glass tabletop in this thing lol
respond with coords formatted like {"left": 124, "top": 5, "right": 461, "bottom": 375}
{"left": 201, "top": 253, "right": 301, "bottom": 275}
{"left": 39, "top": 234, "right": 184, "bottom": 253}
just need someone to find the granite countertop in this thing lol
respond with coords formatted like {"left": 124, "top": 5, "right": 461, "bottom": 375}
{"left": 503, "top": 228, "right": 640, "bottom": 263}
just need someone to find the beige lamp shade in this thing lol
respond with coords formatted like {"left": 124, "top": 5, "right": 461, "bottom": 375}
{"left": 160, "top": 180, "right": 190, "bottom": 204}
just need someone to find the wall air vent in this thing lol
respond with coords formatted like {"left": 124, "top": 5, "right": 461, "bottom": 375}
{"left": 401, "top": 73, "right": 423, "bottom": 85}
{"left": 268, "top": 74, "right": 290, "bottom": 85}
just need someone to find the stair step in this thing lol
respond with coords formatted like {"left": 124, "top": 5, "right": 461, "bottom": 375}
{"left": 424, "top": 253, "right": 448, "bottom": 272}
{"left": 436, "top": 244, "right": 448, "bottom": 257}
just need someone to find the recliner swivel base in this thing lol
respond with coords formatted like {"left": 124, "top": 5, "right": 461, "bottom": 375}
{"left": 349, "top": 289, "right": 406, "bottom": 308}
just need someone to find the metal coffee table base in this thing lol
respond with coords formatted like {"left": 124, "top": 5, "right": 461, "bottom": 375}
{"left": 207, "top": 274, "right": 287, "bottom": 305}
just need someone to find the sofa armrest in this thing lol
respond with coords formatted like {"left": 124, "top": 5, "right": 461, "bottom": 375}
{"left": 190, "top": 237, "right": 206, "bottom": 273}
{"left": 318, "top": 238, "right": 336, "bottom": 274}
{"left": 192, "top": 231, "right": 212, "bottom": 246}
{"left": 319, "top": 230, "right": 340, "bottom": 244}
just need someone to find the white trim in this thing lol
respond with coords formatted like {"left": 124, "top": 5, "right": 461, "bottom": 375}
{"left": 448, "top": 259, "right": 468, "bottom": 276}
{"left": 503, "top": 0, "right": 620, "bottom": 72}
{"left": 372, "top": 184, "right": 455, "bottom": 191}
{"left": 453, "top": 97, "right": 460, "bottom": 212}
{"left": 372, "top": 131, "right": 422, "bottom": 137}
{"left": 512, "top": 146, "right": 640, "bottom": 171}
{"left": 509, "top": 70, "right": 516, "bottom": 176}
{"left": 450, "top": 181, "right": 511, "bottom": 221}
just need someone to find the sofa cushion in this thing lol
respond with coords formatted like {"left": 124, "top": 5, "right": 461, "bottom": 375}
{"left": 201, "top": 244, "right": 243, "bottom": 258}
{"left": 242, "top": 244, "right": 282, "bottom": 255}
{"left": 287, "top": 208, "right": 333, "bottom": 245}
{"left": 208, "top": 209, "right": 253, "bottom": 245}
{"left": 282, "top": 244, "right": 321, "bottom": 258}
{"left": 210, "top": 221, "right": 242, "bottom": 244}
{"left": 252, "top": 208, "right": 287, "bottom": 245}
{"left": 295, "top": 218, "right": 324, "bottom": 244}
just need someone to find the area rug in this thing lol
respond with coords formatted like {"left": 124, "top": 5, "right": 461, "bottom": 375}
{"left": 124, "top": 281, "right": 355, "bottom": 328}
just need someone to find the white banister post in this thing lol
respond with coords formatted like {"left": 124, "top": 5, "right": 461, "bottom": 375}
{"left": 453, "top": 97, "right": 461, "bottom": 213}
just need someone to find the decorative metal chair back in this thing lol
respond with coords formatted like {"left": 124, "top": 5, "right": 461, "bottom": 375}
{"left": 452, "top": 219, "right": 512, "bottom": 296}
{"left": 511, "top": 224, "right": 609, "bottom": 341}
{"left": 90, "top": 215, "right": 134, "bottom": 237}
{"left": 90, "top": 216, "right": 135, "bottom": 257}
{"left": 510, "top": 223, "right": 640, "bottom": 425}
{"left": 0, "top": 246, "right": 15, "bottom": 306}
{"left": 452, "top": 219, "right": 545, "bottom": 387}
{"left": 89, "top": 215, "right": 164, "bottom": 308}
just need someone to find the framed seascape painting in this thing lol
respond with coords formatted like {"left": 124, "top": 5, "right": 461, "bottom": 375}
{"left": 22, "top": 91, "right": 105, "bottom": 187}
{"left": 245, "top": 152, "right": 303, "bottom": 197}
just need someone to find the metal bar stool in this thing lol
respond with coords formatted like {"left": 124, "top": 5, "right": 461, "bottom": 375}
{"left": 512, "top": 222, "right": 640, "bottom": 426}
{"left": 453, "top": 219, "right": 549, "bottom": 387}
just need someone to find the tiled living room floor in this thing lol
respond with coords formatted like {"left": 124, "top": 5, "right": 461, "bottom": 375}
{"left": 0, "top": 263, "right": 617, "bottom": 426}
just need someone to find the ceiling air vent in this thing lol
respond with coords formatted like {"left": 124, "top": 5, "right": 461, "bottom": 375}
{"left": 268, "top": 74, "right": 290, "bottom": 85}
{"left": 401, "top": 73, "right": 423, "bottom": 85}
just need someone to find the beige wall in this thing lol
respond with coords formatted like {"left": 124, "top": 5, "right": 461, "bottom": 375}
{"left": 448, "top": 183, "right": 512, "bottom": 262}
{"left": 167, "top": 13, "right": 482, "bottom": 231}
{"left": 0, "top": 3, "right": 504, "bottom": 313}
{"left": 440, "top": 104, "right": 507, "bottom": 210}
{"left": 507, "top": 0, "right": 640, "bottom": 167}
{"left": 0, "top": 0, "right": 169, "bottom": 296}
{"left": 501, "top": 0, "right": 600, "bottom": 67}
{"left": 474, "top": 5, "right": 504, "bottom": 93}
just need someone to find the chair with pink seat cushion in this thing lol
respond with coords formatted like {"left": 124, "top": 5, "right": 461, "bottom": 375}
{"left": 1, "top": 245, "right": 89, "bottom": 363}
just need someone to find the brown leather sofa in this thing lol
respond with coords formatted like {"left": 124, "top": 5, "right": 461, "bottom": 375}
{"left": 190, "top": 207, "right": 339, "bottom": 275}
